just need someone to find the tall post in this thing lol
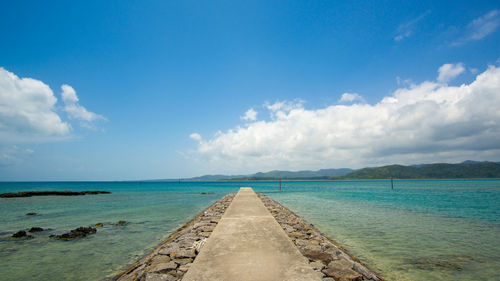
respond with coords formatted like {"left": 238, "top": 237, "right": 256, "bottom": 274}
{"left": 391, "top": 177, "right": 394, "bottom": 190}
{"left": 279, "top": 179, "right": 282, "bottom": 192}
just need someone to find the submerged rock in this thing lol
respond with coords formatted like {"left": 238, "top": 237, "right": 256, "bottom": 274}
{"left": 94, "top": 223, "right": 104, "bottom": 227}
{"left": 52, "top": 226, "right": 97, "bottom": 240}
{"left": 28, "top": 227, "right": 44, "bottom": 233}
{"left": 25, "top": 212, "right": 38, "bottom": 216}
{"left": 116, "top": 220, "right": 128, "bottom": 226}
{"left": 12, "top": 230, "right": 30, "bottom": 238}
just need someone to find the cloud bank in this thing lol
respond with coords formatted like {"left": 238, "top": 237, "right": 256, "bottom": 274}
{"left": 0, "top": 67, "right": 104, "bottom": 142}
{"left": 190, "top": 63, "right": 500, "bottom": 172}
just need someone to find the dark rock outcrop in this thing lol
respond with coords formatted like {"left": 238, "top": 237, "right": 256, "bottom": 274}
{"left": 12, "top": 230, "right": 32, "bottom": 238}
{"left": 1, "top": 191, "right": 111, "bottom": 198}
{"left": 116, "top": 220, "right": 128, "bottom": 226}
{"left": 51, "top": 226, "right": 97, "bottom": 240}
{"left": 25, "top": 212, "right": 38, "bottom": 216}
{"left": 28, "top": 227, "right": 44, "bottom": 233}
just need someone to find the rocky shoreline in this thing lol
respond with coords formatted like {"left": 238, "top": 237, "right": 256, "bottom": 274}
{"left": 257, "top": 193, "right": 381, "bottom": 281}
{"left": 115, "top": 192, "right": 381, "bottom": 281}
{"left": 115, "top": 193, "right": 236, "bottom": 281}
{"left": 0, "top": 190, "right": 111, "bottom": 198}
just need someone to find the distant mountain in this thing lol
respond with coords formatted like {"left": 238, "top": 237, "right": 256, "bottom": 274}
{"left": 147, "top": 160, "right": 500, "bottom": 181}
{"left": 341, "top": 162, "right": 500, "bottom": 179}
{"left": 178, "top": 168, "right": 354, "bottom": 181}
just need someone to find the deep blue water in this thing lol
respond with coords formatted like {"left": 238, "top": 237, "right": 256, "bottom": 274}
{"left": 0, "top": 180, "right": 499, "bottom": 280}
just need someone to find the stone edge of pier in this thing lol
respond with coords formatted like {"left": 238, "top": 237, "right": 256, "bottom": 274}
{"left": 114, "top": 193, "right": 236, "bottom": 281}
{"left": 257, "top": 193, "right": 384, "bottom": 281}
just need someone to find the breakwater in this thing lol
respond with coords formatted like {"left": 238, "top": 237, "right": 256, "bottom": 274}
{"left": 115, "top": 193, "right": 236, "bottom": 281}
{"left": 115, "top": 191, "right": 380, "bottom": 281}
{"left": 257, "top": 193, "right": 381, "bottom": 281}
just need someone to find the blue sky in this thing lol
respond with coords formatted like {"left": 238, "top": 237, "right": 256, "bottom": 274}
{"left": 1, "top": 1, "right": 500, "bottom": 180}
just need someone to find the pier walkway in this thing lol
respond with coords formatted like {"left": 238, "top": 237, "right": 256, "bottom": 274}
{"left": 182, "top": 187, "right": 320, "bottom": 281}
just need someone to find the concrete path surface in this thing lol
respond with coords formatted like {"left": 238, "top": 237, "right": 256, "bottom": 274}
{"left": 182, "top": 187, "right": 320, "bottom": 281}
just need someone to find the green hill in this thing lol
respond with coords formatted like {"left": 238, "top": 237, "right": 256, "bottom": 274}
{"left": 340, "top": 162, "right": 500, "bottom": 179}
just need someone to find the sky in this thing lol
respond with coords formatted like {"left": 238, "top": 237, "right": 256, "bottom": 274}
{"left": 1, "top": 1, "right": 500, "bottom": 181}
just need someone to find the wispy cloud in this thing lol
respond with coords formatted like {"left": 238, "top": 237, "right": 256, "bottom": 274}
{"left": 394, "top": 10, "right": 431, "bottom": 41}
{"left": 189, "top": 63, "right": 500, "bottom": 172}
{"left": 61, "top": 84, "right": 106, "bottom": 129}
{"left": 0, "top": 145, "right": 34, "bottom": 166}
{"left": 339, "top": 93, "right": 365, "bottom": 103}
{"left": 453, "top": 10, "right": 500, "bottom": 46}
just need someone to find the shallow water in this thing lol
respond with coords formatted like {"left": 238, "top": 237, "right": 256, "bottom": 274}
{"left": 1, "top": 180, "right": 499, "bottom": 280}
{"left": 268, "top": 180, "right": 500, "bottom": 281}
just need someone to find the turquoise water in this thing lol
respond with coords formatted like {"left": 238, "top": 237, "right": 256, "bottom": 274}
{"left": 1, "top": 180, "right": 499, "bottom": 280}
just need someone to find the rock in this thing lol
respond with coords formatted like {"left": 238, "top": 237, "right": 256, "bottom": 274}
{"left": 172, "top": 258, "right": 193, "bottom": 265}
{"left": 147, "top": 261, "right": 177, "bottom": 274}
{"left": 142, "top": 272, "right": 176, "bottom": 281}
{"left": 12, "top": 230, "right": 28, "bottom": 238}
{"left": 288, "top": 231, "right": 308, "bottom": 240}
{"left": 149, "top": 255, "right": 171, "bottom": 266}
{"left": 178, "top": 263, "right": 192, "bottom": 272}
{"left": 208, "top": 192, "right": 215, "bottom": 194}
{"left": 301, "top": 245, "right": 334, "bottom": 264}
{"left": 158, "top": 244, "right": 181, "bottom": 256}
{"left": 310, "top": 261, "right": 325, "bottom": 270}
{"left": 94, "top": 223, "right": 104, "bottom": 227}
{"left": 1, "top": 190, "right": 111, "bottom": 198}
{"left": 200, "top": 192, "right": 207, "bottom": 195}
{"left": 25, "top": 212, "right": 38, "bottom": 216}
{"left": 323, "top": 259, "right": 362, "bottom": 281}
{"left": 193, "top": 238, "right": 207, "bottom": 253}
{"left": 172, "top": 249, "right": 196, "bottom": 259}
{"left": 28, "top": 227, "right": 44, "bottom": 233}
{"left": 314, "top": 271, "right": 325, "bottom": 278}
{"left": 116, "top": 220, "right": 128, "bottom": 226}
{"left": 198, "top": 232, "right": 211, "bottom": 238}
{"left": 198, "top": 226, "right": 215, "bottom": 232}
{"left": 52, "top": 226, "right": 97, "bottom": 240}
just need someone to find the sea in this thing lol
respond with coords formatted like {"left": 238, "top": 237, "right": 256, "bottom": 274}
{"left": 0, "top": 180, "right": 499, "bottom": 281}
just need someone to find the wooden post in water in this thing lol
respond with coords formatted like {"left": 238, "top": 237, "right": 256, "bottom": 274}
{"left": 391, "top": 177, "right": 394, "bottom": 190}
{"left": 279, "top": 179, "right": 282, "bottom": 192}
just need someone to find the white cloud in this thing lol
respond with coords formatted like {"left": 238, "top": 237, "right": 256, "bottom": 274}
{"left": 394, "top": 11, "right": 430, "bottom": 41}
{"left": 61, "top": 84, "right": 106, "bottom": 127}
{"left": 190, "top": 133, "right": 202, "bottom": 141}
{"left": 437, "top": 63, "right": 465, "bottom": 83}
{"left": 189, "top": 63, "right": 500, "bottom": 172}
{"left": 453, "top": 10, "right": 500, "bottom": 45}
{"left": 0, "top": 67, "right": 104, "bottom": 142}
{"left": 339, "top": 93, "right": 365, "bottom": 103}
{"left": 0, "top": 67, "right": 71, "bottom": 142}
{"left": 241, "top": 108, "right": 258, "bottom": 121}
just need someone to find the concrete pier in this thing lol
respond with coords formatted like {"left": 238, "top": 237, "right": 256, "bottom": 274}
{"left": 182, "top": 187, "right": 320, "bottom": 281}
